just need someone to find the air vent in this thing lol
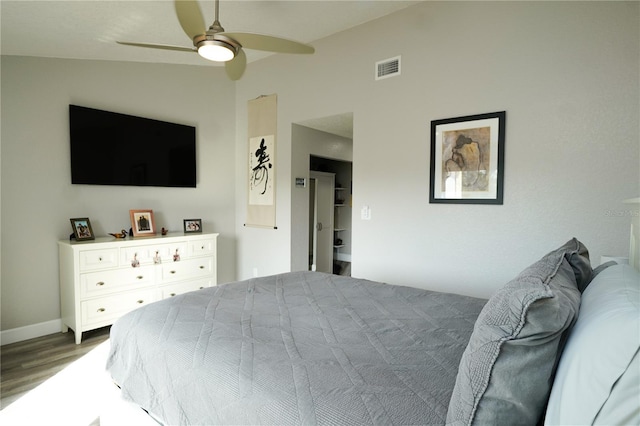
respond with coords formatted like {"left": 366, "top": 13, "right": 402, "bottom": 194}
{"left": 375, "top": 56, "right": 401, "bottom": 80}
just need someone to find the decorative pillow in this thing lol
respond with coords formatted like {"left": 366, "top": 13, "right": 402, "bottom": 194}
{"left": 564, "top": 239, "right": 592, "bottom": 292}
{"left": 544, "top": 264, "right": 640, "bottom": 425}
{"left": 445, "top": 238, "right": 589, "bottom": 426}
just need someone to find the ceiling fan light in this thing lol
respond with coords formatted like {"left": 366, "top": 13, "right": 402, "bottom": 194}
{"left": 197, "top": 40, "right": 236, "bottom": 62}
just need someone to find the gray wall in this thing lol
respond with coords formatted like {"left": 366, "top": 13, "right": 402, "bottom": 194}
{"left": 1, "top": 58, "right": 237, "bottom": 331}
{"left": 1, "top": 1, "right": 638, "bottom": 336}
{"left": 234, "top": 1, "right": 639, "bottom": 298}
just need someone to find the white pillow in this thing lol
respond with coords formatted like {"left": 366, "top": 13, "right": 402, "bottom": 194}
{"left": 545, "top": 264, "right": 640, "bottom": 425}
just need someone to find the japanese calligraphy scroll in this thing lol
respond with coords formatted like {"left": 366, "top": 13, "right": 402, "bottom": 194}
{"left": 246, "top": 94, "right": 277, "bottom": 228}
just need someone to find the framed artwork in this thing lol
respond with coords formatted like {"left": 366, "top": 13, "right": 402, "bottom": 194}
{"left": 129, "top": 209, "right": 156, "bottom": 237}
{"left": 183, "top": 219, "right": 202, "bottom": 233}
{"left": 70, "top": 218, "right": 95, "bottom": 241}
{"left": 430, "top": 111, "right": 505, "bottom": 204}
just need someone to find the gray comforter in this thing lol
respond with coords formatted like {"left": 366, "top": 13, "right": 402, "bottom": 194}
{"left": 106, "top": 271, "right": 486, "bottom": 425}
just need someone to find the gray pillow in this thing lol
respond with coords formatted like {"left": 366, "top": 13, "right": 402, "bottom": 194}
{"left": 564, "top": 239, "right": 592, "bottom": 292}
{"left": 446, "top": 238, "right": 588, "bottom": 425}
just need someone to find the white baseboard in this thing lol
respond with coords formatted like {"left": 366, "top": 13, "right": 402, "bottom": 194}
{"left": 0, "top": 319, "right": 63, "bottom": 346}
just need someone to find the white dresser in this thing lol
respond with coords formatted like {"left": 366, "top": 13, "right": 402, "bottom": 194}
{"left": 58, "top": 232, "right": 218, "bottom": 344}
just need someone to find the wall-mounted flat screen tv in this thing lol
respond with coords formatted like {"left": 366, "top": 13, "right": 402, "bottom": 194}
{"left": 69, "top": 105, "right": 196, "bottom": 188}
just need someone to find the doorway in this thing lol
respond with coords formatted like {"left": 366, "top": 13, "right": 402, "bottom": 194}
{"left": 292, "top": 112, "right": 353, "bottom": 275}
{"left": 309, "top": 171, "right": 335, "bottom": 273}
{"left": 309, "top": 156, "right": 352, "bottom": 276}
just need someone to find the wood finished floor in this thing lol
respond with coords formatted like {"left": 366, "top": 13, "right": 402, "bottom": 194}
{"left": 0, "top": 326, "right": 111, "bottom": 410}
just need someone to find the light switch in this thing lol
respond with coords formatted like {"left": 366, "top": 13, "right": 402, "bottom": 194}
{"left": 361, "top": 205, "right": 371, "bottom": 220}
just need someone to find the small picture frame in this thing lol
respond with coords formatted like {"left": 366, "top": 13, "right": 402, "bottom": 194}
{"left": 183, "top": 219, "right": 202, "bottom": 233}
{"left": 130, "top": 209, "right": 156, "bottom": 237}
{"left": 70, "top": 218, "right": 95, "bottom": 241}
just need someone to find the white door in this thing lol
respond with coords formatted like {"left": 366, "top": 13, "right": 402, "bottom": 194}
{"left": 310, "top": 171, "right": 334, "bottom": 273}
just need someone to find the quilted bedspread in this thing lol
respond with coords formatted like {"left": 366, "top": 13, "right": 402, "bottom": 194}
{"left": 106, "top": 271, "right": 486, "bottom": 425}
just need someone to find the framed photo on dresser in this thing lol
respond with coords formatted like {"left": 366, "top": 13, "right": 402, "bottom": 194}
{"left": 130, "top": 209, "right": 156, "bottom": 237}
{"left": 70, "top": 218, "right": 95, "bottom": 241}
{"left": 183, "top": 219, "right": 202, "bottom": 233}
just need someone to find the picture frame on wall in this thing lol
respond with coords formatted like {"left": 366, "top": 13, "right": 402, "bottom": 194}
{"left": 183, "top": 219, "right": 202, "bottom": 233}
{"left": 130, "top": 209, "right": 156, "bottom": 237}
{"left": 70, "top": 217, "right": 95, "bottom": 241}
{"left": 429, "top": 111, "right": 505, "bottom": 204}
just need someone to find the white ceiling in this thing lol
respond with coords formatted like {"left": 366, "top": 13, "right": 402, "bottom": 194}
{"left": 1, "top": 0, "right": 418, "bottom": 67}
{"left": 298, "top": 112, "right": 354, "bottom": 139}
{"left": 1, "top": 1, "right": 419, "bottom": 138}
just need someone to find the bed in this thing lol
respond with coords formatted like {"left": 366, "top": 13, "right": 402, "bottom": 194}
{"left": 105, "top": 238, "right": 640, "bottom": 425}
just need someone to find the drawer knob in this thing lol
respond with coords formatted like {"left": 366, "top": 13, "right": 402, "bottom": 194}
{"left": 97, "top": 308, "right": 106, "bottom": 313}
{"left": 136, "top": 276, "right": 144, "bottom": 280}
{"left": 199, "top": 265, "right": 205, "bottom": 269}
{"left": 170, "top": 270, "right": 176, "bottom": 274}
{"left": 199, "top": 286, "right": 204, "bottom": 290}
{"left": 96, "top": 281, "right": 105, "bottom": 286}
{"left": 170, "top": 293, "right": 176, "bottom": 297}
{"left": 99, "top": 257, "right": 103, "bottom": 261}
{"left": 201, "top": 245, "right": 205, "bottom": 250}
{"left": 137, "top": 300, "right": 144, "bottom": 304}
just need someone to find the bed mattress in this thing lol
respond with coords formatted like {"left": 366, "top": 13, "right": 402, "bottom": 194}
{"left": 106, "top": 271, "right": 486, "bottom": 425}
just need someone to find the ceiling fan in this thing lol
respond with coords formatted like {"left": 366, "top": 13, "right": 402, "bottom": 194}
{"left": 117, "top": 0, "right": 315, "bottom": 80}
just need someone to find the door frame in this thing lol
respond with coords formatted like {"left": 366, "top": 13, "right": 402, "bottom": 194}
{"left": 309, "top": 171, "right": 335, "bottom": 273}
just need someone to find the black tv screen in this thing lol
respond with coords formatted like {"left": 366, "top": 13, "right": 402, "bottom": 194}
{"left": 69, "top": 105, "right": 196, "bottom": 188}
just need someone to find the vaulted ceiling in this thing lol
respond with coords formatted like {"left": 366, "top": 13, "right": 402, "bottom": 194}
{"left": 1, "top": 1, "right": 419, "bottom": 67}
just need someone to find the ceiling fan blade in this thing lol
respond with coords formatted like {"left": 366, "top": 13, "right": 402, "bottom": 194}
{"left": 226, "top": 49, "right": 247, "bottom": 81}
{"left": 117, "top": 41, "right": 196, "bottom": 53}
{"left": 174, "top": 0, "right": 206, "bottom": 40}
{"left": 221, "top": 32, "right": 314, "bottom": 54}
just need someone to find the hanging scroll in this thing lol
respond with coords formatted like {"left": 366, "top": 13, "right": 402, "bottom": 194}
{"left": 246, "top": 94, "right": 277, "bottom": 228}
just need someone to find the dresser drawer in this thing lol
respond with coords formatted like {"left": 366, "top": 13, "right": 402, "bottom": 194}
{"left": 80, "top": 266, "right": 156, "bottom": 298}
{"left": 187, "top": 239, "right": 217, "bottom": 257}
{"left": 160, "top": 257, "right": 213, "bottom": 283}
{"left": 159, "top": 278, "right": 213, "bottom": 299}
{"left": 79, "top": 248, "right": 118, "bottom": 271}
{"left": 121, "top": 242, "right": 188, "bottom": 266}
{"left": 81, "top": 289, "right": 157, "bottom": 327}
